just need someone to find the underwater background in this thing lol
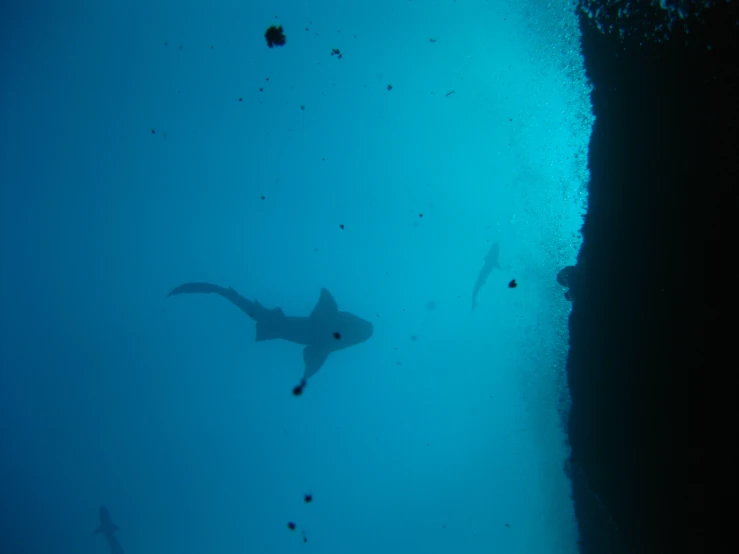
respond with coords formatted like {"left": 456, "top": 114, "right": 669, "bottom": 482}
{"left": 0, "top": 1, "right": 593, "bottom": 553}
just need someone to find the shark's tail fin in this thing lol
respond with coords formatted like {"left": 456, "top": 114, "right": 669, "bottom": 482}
{"left": 255, "top": 307, "right": 285, "bottom": 341}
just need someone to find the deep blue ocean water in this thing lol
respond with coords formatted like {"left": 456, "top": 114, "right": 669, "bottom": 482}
{"left": 0, "top": 1, "right": 593, "bottom": 553}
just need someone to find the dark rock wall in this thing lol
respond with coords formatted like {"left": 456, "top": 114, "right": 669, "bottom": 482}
{"left": 566, "top": 2, "right": 737, "bottom": 553}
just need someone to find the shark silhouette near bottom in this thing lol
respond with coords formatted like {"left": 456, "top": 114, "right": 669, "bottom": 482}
{"left": 94, "top": 506, "right": 123, "bottom": 554}
{"left": 168, "top": 282, "right": 374, "bottom": 380}
{"left": 471, "top": 241, "right": 502, "bottom": 312}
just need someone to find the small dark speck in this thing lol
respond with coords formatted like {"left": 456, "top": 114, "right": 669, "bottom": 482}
{"left": 259, "top": 88, "right": 264, "bottom": 92}
{"left": 442, "top": 523, "right": 447, "bottom": 528}
{"left": 178, "top": 45, "right": 183, "bottom": 50}
{"left": 300, "top": 104, "right": 305, "bottom": 110}
{"left": 426, "top": 300, "right": 436, "bottom": 310}
{"left": 333, "top": 331, "right": 341, "bottom": 340}
{"left": 292, "top": 378, "right": 306, "bottom": 396}
{"left": 419, "top": 213, "right": 424, "bottom": 218}
{"left": 387, "top": 84, "right": 393, "bottom": 91}
{"left": 339, "top": 224, "right": 344, "bottom": 230}
{"left": 410, "top": 335, "right": 418, "bottom": 342}
{"left": 505, "top": 523, "right": 511, "bottom": 528}
{"left": 304, "top": 493, "right": 312, "bottom": 503}
{"left": 261, "top": 195, "right": 265, "bottom": 200}
{"left": 238, "top": 97, "right": 243, "bottom": 102}
{"left": 287, "top": 522, "right": 296, "bottom": 530}
{"left": 151, "top": 129, "right": 156, "bottom": 134}
{"left": 508, "top": 279, "right": 518, "bottom": 288}
{"left": 301, "top": 530, "right": 307, "bottom": 543}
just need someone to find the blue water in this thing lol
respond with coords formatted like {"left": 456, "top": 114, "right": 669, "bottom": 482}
{"left": 0, "top": 1, "right": 592, "bottom": 553}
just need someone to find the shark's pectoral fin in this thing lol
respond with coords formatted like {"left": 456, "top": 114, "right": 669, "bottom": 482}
{"left": 303, "top": 346, "right": 330, "bottom": 380}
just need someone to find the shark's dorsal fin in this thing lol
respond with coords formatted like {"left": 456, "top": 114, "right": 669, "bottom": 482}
{"left": 310, "top": 288, "right": 338, "bottom": 319}
{"left": 303, "top": 346, "right": 330, "bottom": 379}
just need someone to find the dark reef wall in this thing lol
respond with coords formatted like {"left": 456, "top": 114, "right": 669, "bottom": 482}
{"left": 566, "top": 2, "right": 737, "bottom": 553}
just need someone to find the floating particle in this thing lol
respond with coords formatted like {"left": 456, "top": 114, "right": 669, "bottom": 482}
{"left": 339, "top": 224, "right": 345, "bottom": 230}
{"left": 292, "top": 378, "right": 306, "bottom": 396}
{"left": 265, "top": 25, "right": 286, "bottom": 48}
{"left": 287, "top": 522, "right": 296, "bottom": 530}
{"left": 261, "top": 195, "right": 265, "bottom": 200}
{"left": 304, "top": 493, "right": 312, "bottom": 503}
{"left": 508, "top": 279, "right": 517, "bottom": 288}
{"left": 151, "top": 129, "right": 156, "bottom": 134}
{"left": 333, "top": 331, "right": 341, "bottom": 340}
{"left": 410, "top": 335, "right": 418, "bottom": 342}
{"left": 426, "top": 300, "right": 436, "bottom": 310}
{"left": 419, "top": 213, "right": 424, "bottom": 218}
{"left": 387, "top": 84, "right": 393, "bottom": 91}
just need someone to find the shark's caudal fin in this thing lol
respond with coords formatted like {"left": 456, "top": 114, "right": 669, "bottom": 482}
{"left": 168, "top": 282, "right": 262, "bottom": 321}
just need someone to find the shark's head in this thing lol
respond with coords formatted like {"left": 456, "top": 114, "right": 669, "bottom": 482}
{"left": 333, "top": 311, "right": 374, "bottom": 348}
{"left": 99, "top": 506, "right": 112, "bottom": 524}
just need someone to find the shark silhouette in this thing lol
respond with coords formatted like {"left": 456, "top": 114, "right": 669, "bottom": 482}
{"left": 471, "top": 242, "right": 502, "bottom": 312}
{"left": 94, "top": 506, "right": 123, "bottom": 554}
{"left": 168, "top": 282, "right": 374, "bottom": 380}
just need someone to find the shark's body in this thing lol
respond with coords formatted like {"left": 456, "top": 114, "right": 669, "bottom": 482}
{"left": 471, "top": 242, "right": 502, "bottom": 312}
{"left": 168, "top": 282, "right": 373, "bottom": 380}
{"left": 94, "top": 506, "right": 123, "bottom": 554}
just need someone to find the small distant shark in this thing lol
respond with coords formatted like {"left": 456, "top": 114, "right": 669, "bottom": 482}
{"left": 168, "top": 282, "right": 374, "bottom": 380}
{"left": 94, "top": 506, "right": 123, "bottom": 554}
{"left": 471, "top": 242, "right": 502, "bottom": 312}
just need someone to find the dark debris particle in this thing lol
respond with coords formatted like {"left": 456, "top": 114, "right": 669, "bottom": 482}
{"left": 426, "top": 300, "right": 436, "bottom": 310}
{"left": 238, "top": 97, "right": 243, "bottom": 102}
{"left": 300, "top": 105, "right": 305, "bottom": 110}
{"left": 151, "top": 129, "right": 156, "bottom": 134}
{"left": 292, "top": 378, "right": 306, "bottom": 396}
{"left": 304, "top": 493, "right": 312, "bottom": 503}
{"left": 410, "top": 335, "right": 418, "bottom": 342}
{"left": 387, "top": 84, "right": 393, "bottom": 91}
{"left": 301, "top": 530, "right": 307, "bottom": 543}
{"left": 287, "top": 522, "right": 296, "bottom": 531}
{"left": 259, "top": 88, "right": 263, "bottom": 92}
{"left": 419, "top": 213, "right": 424, "bottom": 218}
{"left": 265, "top": 25, "right": 286, "bottom": 48}
{"left": 508, "top": 279, "right": 517, "bottom": 288}
{"left": 333, "top": 331, "right": 341, "bottom": 340}
{"left": 505, "top": 523, "right": 511, "bottom": 528}
{"left": 339, "top": 224, "right": 344, "bottom": 230}
{"left": 261, "top": 195, "right": 265, "bottom": 200}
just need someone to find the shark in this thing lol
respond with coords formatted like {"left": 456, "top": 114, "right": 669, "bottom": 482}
{"left": 93, "top": 506, "right": 123, "bottom": 554}
{"left": 168, "top": 282, "right": 374, "bottom": 380}
{"left": 471, "top": 241, "right": 502, "bottom": 312}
